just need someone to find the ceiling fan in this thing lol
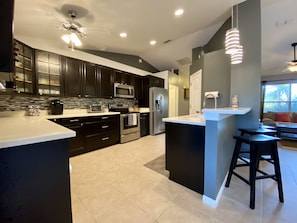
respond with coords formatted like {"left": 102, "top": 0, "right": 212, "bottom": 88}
{"left": 58, "top": 10, "right": 86, "bottom": 49}
{"left": 284, "top": 43, "right": 297, "bottom": 72}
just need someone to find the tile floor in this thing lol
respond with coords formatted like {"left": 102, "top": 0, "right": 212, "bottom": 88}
{"left": 70, "top": 134, "right": 297, "bottom": 223}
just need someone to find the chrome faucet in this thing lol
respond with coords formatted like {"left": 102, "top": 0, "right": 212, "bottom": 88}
{"left": 203, "top": 93, "right": 217, "bottom": 109}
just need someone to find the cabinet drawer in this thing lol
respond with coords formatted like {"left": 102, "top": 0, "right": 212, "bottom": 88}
{"left": 85, "top": 132, "right": 119, "bottom": 150}
{"left": 84, "top": 119, "right": 119, "bottom": 134}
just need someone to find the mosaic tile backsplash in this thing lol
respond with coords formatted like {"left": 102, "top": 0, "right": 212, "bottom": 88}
{"left": 0, "top": 95, "right": 137, "bottom": 112}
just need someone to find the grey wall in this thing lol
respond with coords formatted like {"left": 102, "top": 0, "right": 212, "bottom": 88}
{"left": 202, "top": 49, "right": 231, "bottom": 108}
{"left": 80, "top": 49, "right": 159, "bottom": 73}
{"left": 204, "top": 116, "right": 236, "bottom": 200}
{"left": 231, "top": 0, "right": 261, "bottom": 129}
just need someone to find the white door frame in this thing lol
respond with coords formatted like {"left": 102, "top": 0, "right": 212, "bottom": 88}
{"left": 189, "top": 69, "right": 202, "bottom": 115}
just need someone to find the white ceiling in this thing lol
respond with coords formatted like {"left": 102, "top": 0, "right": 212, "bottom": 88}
{"left": 13, "top": 0, "right": 297, "bottom": 75}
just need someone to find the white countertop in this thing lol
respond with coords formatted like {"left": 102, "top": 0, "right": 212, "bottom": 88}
{"left": 0, "top": 109, "right": 121, "bottom": 149}
{"left": 0, "top": 116, "right": 76, "bottom": 149}
{"left": 162, "top": 115, "right": 205, "bottom": 126}
{"left": 202, "top": 107, "right": 251, "bottom": 121}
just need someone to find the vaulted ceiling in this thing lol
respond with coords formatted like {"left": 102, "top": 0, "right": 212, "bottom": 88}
{"left": 13, "top": 0, "right": 297, "bottom": 75}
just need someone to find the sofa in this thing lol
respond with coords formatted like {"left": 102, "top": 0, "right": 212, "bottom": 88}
{"left": 262, "top": 111, "right": 297, "bottom": 126}
{"left": 262, "top": 111, "right": 297, "bottom": 140}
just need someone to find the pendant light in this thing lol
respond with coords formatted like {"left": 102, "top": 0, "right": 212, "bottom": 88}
{"left": 231, "top": 45, "right": 243, "bottom": 64}
{"left": 225, "top": 3, "right": 241, "bottom": 55}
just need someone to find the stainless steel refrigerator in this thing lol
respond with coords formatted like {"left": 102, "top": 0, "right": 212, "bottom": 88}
{"left": 149, "top": 87, "right": 168, "bottom": 135}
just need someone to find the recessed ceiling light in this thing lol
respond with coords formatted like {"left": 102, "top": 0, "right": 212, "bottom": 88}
{"left": 120, "top": 32, "right": 127, "bottom": 38}
{"left": 150, "top": 40, "right": 157, "bottom": 45}
{"left": 175, "top": 9, "right": 184, "bottom": 16}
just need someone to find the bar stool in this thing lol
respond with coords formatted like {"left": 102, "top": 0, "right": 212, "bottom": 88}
{"left": 225, "top": 134, "right": 284, "bottom": 209}
{"left": 238, "top": 128, "right": 277, "bottom": 136}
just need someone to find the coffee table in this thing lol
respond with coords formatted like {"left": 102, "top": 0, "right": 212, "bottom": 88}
{"left": 276, "top": 123, "right": 297, "bottom": 140}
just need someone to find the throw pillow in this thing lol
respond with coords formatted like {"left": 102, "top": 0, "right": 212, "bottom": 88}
{"left": 275, "top": 112, "right": 291, "bottom": 122}
{"left": 263, "top": 111, "right": 276, "bottom": 120}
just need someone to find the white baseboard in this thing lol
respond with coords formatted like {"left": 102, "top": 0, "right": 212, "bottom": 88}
{"left": 202, "top": 174, "right": 228, "bottom": 208}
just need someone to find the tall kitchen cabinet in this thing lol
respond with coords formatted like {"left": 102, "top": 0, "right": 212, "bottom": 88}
{"left": 139, "top": 75, "right": 164, "bottom": 107}
{"left": 63, "top": 57, "right": 114, "bottom": 98}
{"left": 35, "top": 50, "right": 62, "bottom": 95}
{"left": 63, "top": 57, "right": 83, "bottom": 97}
{"left": 98, "top": 66, "right": 114, "bottom": 98}
{"left": 14, "top": 40, "right": 35, "bottom": 94}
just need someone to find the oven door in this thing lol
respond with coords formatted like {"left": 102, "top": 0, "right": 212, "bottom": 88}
{"left": 120, "top": 113, "right": 140, "bottom": 134}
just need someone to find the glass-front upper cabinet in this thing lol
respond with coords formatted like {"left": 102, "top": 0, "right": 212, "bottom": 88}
{"left": 35, "top": 50, "right": 61, "bottom": 95}
{"left": 14, "top": 40, "right": 34, "bottom": 93}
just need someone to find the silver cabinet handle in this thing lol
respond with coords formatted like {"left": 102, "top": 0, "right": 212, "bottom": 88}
{"left": 101, "top": 116, "right": 109, "bottom": 120}
{"left": 69, "top": 119, "right": 79, "bottom": 122}
{"left": 102, "top": 125, "right": 109, "bottom": 129}
{"left": 101, "top": 137, "right": 109, "bottom": 141}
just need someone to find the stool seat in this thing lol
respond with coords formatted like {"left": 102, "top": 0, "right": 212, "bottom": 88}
{"left": 238, "top": 128, "right": 277, "bottom": 136}
{"left": 225, "top": 133, "right": 284, "bottom": 209}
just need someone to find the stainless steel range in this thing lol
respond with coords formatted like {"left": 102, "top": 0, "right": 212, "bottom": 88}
{"left": 109, "top": 104, "right": 140, "bottom": 143}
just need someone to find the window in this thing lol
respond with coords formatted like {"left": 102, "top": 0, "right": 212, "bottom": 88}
{"left": 262, "top": 82, "right": 297, "bottom": 113}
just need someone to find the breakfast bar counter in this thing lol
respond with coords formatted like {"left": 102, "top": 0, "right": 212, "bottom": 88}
{"left": 163, "top": 107, "right": 251, "bottom": 207}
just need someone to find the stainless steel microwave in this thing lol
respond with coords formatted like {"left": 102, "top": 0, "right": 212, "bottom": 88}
{"left": 114, "top": 83, "right": 135, "bottom": 99}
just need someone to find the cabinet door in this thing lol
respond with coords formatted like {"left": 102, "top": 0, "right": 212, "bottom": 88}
{"left": 0, "top": 0, "right": 13, "bottom": 72}
{"left": 140, "top": 113, "right": 149, "bottom": 137}
{"left": 133, "top": 75, "right": 143, "bottom": 100}
{"left": 36, "top": 50, "right": 61, "bottom": 96}
{"left": 98, "top": 66, "right": 114, "bottom": 98}
{"left": 149, "top": 75, "right": 164, "bottom": 88}
{"left": 63, "top": 57, "right": 82, "bottom": 97}
{"left": 83, "top": 62, "right": 98, "bottom": 97}
{"left": 14, "top": 40, "right": 34, "bottom": 94}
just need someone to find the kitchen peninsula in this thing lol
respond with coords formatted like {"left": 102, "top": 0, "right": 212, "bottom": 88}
{"left": 163, "top": 107, "right": 251, "bottom": 207}
{"left": 0, "top": 116, "right": 75, "bottom": 223}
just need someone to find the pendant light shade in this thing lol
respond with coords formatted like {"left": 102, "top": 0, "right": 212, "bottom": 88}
{"left": 231, "top": 45, "right": 243, "bottom": 64}
{"left": 225, "top": 28, "right": 240, "bottom": 54}
{"left": 225, "top": 2, "right": 243, "bottom": 64}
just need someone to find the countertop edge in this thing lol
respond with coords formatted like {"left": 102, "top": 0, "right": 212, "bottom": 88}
{"left": 162, "top": 115, "right": 206, "bottom": 126}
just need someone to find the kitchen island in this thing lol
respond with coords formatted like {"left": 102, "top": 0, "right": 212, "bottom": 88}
{"left": 163, "top": 107, "right": 251, "bottom": 207}
{"left": 0, "top": 116, "right": 75, "bottom": 223}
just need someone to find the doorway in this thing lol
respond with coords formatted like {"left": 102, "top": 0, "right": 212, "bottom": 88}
{"left": 169, "top": 84, "right": 179, "bottom": 117}
{"left": 189, "top": 69, "right": 202, "bottom": 115}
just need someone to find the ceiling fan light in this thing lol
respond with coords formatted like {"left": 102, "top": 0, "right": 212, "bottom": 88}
{"left": 61, "top": 34, "right": 70, "bottom": 44}
{"left": 288, "top": 65, "right": 297, "bottom": 72}
{"left": 70, "top": 32, "right": 82, "bottom": 46}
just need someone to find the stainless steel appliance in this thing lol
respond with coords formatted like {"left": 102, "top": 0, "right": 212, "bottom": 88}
{"left": 109, "top": 104, "right": 140, "bottom": 143}
{"left": 87, "top": 104, "right": 102, "bottom": 113}
{"left": 114, "top": 83, "right": 135, "bottom": 99}
{"left": 149, "top": 87, "right": 168, "bottom": 135}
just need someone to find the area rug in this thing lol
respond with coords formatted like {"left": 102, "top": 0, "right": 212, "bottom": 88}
{"left": 280, "top": 140, "right": 297, "bottom": 150}
{"left": 144, "top": 154, "right": 169, "bottom": 177}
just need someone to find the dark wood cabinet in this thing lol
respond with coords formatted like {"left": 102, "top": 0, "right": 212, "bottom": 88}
{"left": 14, "top": 40, "right": 35, "bottom": 94}
{"left": 114, "top": 70, "right": 133, "bottom": 85}
{"left": 98, "top": 66, "right": 114, "bottom": 98}
{"left": 63, "top": 57, "right": 82, "bottom": 97}
{"left": 82, "top": 62, "right": 99, "bottom": 97}
{"left": 51, "top": 115, "right": 120, "bottom": 157}
{"left": 0, "top": 139, "right": 72, "bottom": 223}
{"left": 133, "top": 75, "right": 143, "bottom": 100}
{"left": 139, "top": 75, "right": 164, "bottom": 107}
{"left": 0, "top": 0, "right": 14, "bottom": 72}
{"left": 84, "top": 115, "right": 120, "bottom": 151}
{"left": 165, "top": 122, "right": 205, "bottom": 194}
{"left": 35, "top": 50, "right": 62, "bottom": 96}
{"left": 52, "top": 117, "right": 86, "bottom": 156}
{"left": 140, "top": 112, "right": 150, "bottom": 137}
